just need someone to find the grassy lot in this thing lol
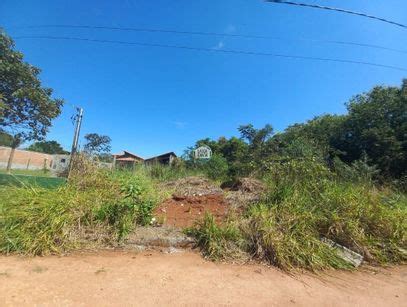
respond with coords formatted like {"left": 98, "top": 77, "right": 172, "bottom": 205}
{"left": 1, "top": 158, "right": 405, "bottom": 271}
{"left": 0, "top": 173, "right": 66, "bottom": 188}
{"left": 0, "top": 169, "right": 54, "bottom": 177}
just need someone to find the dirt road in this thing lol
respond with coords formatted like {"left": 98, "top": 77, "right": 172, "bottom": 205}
{"left": 0, "top": 251, "right": 406, "bottom": 306}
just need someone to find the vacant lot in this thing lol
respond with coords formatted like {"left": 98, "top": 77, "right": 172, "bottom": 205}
{"left": 0, "top": 251, "right": 405, "bottom": 306}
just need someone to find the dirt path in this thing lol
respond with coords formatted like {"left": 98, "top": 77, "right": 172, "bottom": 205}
{"left": 0, "top": 251, "right": 406, "bottom": 306}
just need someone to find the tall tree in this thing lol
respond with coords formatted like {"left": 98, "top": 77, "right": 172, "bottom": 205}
{"left": 334, "top": 80, "right": 407, "bottom": 178}
{"left": 0, "top": 31, "right": 63, "bottom": 172}
{"left": 83, "top": 133, "right": 111, "bottom": 156}
{"left": 27, "top": 140, "right": 68, "bottom": 154}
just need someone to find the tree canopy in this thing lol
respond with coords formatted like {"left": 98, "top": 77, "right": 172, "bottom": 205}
{"left": 83, "top": 133, "right": 112, "bottom": 155}
{"left": 0, "top": 131, "right": 13, "bottom": 147}
{"left": 0, "top": 31, "right": 63, "bottom": 147}
{"left": 27, "top": 140, "right": 68, "bottom": 155}
{"left": 188, "top": 79, "right": 407, "bottom": 182}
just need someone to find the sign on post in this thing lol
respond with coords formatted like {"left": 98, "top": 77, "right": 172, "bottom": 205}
{"left": 194, "top": 145, "right": 212, "bottom": 160}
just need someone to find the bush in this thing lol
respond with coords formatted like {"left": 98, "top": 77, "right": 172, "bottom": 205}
{"left": 143, "top": 163, "right": 202, "bottom": 182}
{"left": 0, "top": 166, "right": 160, "bottom": 255}
{"left": 201, "top": 154, "right": 229, "bottom": 181}
{"left": 185, "top": 213, "right": 246, "bottom": 260}
{"left": 189, "top": 159, "right": 407, "bottom": 270}
{"left": 94, "top": 174, "right": 158, "bottom": 239}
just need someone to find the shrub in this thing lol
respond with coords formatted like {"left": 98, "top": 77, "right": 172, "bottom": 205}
{"left": 189, "top": 159, "right": 407, "bottom": 270}
{"left": 201, "top": 154, "right": 229, "bottom": 181}
{"left": 185, "top": 213, "right": 245, "bottom": 260}
{"left": 0, "top": 166, "right": 160, "bottom": 255}
{"left": 94, "top": 174, "right": 157, "bottom": 239}
{"left": 143, "top": 163, "right": 202, "bottom": 182}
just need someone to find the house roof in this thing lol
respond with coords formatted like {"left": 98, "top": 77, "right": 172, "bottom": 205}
{"left": 116, "top": 157, "right": 139, "bottom": 162}
{"left": 113, "top": 150, "right": 144, "bottom": 160}
{"left": 145, "top": 152, "right": 177, "bottom": 161}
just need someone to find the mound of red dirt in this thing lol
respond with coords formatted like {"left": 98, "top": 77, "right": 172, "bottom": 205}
{"left": 154, "top": 194, "right": 229, "bottom": 228}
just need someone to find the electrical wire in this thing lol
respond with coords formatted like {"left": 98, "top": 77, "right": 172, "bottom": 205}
{"left": 13, "top": 35, "right": 407, "bottom": 72}
{"left": 265, "top": 1, "right": 407, "bottom": 29}
{"left": 11, "top": 24, "right": 407, "bottom": 54}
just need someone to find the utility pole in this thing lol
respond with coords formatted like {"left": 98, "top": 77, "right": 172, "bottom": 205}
{"left": 68, "top": 107, "right": 84, "bottom": 178}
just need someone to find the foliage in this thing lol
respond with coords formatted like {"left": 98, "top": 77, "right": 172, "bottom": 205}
{"left": 94, "top": 173, "right": 158, "bottom": 239}
{"left": 143, "top": 162, "right": 203, "bottom": 182}
{"left": 83, "top": 133, "right": 111, "bottom": 155}
{"left": 201, "top": 154, "right": 229, "bottom": 181}
{"left": 186, "top": 79, "right": 407, "bottom": 185}
{"left": 0, "top": 131, "right": 13, "bottom": 146}
{"left": 0, "top": 159, "right": 160, "bottom": 255}
{"left": 27, "top": 140, "right": 68, "bottom": 154}
{"left": 189, "top": 159, "right": 407, "bottom": 271}
{"left": 334, "top": 82, "right": 407, "bottom": 179}
{"left": 97, "top": 153, "right": 113, "bottom": 163}
{"left": 0, "top": 31, "right": 63, "bottom": 148}
{"left": 186, "top": 213, "right": 245, "bottom": 260}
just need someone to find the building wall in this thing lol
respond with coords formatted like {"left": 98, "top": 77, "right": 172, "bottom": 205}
{"left": 52, "top": 154, "right": 70, "bottom": 172}
{"left": 0, "top": 146, "right": 53, "bottom": 170}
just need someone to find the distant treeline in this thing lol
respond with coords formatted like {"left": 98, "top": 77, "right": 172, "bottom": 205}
{"left": 187, "top": 79, "right": 407, "bottom": 184}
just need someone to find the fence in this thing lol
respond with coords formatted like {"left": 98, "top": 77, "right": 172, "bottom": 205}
{"left": 0, "top": 146, "right": 53, "bottom": 170}
{"left": 0, "top": 146, "right": 70, "bottom": 173}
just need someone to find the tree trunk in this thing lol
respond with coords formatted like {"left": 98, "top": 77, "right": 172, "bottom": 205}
{"left": 6, "top": 137, "right": 21, "bottom": 174}
{"left": 6, "top": 146, "right": 16, "bottom": 174}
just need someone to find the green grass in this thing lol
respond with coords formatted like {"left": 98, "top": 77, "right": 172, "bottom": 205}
{"left": 0, "top": 159, "right": 161, "bottom": 255}
{"left": 140, "top": 163, "right": 204, "bottom": 182}
{"left": 0, "top": 169, "right": 53, "bottom": 177}
{"left": 189, "top": 159, "right": 407, "bottom": 271}
{"left": 0, "top": 173, "right": 66, "bottom": 188}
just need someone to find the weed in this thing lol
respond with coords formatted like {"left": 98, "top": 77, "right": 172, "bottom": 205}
{"left": 186, "top": 213, "right": 247, "bottom": 260}
{"left": 0, "top": 161, "right": 160, "bottom": 255}
{"left": 188, "top": 159, "right": 407, "bottom": 271}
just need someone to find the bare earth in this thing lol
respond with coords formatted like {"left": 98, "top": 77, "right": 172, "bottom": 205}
{"left": 0, "top": 251, "right": 406, "bottom": 306}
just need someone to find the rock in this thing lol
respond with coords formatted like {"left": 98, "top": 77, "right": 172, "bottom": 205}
{"left": 321, "top": 237, "right": 364, "bottom": 267}
{"left": 125, "top": 226, "right": 194, "bottom": 249}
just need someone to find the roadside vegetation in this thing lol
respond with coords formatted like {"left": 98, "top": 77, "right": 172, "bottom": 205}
{"left": 187, "top": 159, "right": 406, "bottom": 270}
{"left": 0, "top": 156, "right": 161, "bottom": 255}
{"left": 183, "top": 79, "right": 407, "bottom": 270}
{"left": 0, "top": 30, "right": 406, "bottom": 271}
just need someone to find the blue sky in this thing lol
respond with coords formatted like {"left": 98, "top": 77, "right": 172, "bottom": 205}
{"left": 1, "top": 0, "right": 406, "bottom": 158}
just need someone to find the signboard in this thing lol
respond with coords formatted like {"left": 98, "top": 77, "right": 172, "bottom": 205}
{"left": 194, "top": 145, "right": 212, "bottom": 160}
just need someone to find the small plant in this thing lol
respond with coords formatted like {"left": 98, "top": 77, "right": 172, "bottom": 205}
{"left": 201, "top": 155, "right": 229, "bottom": 181}
{"left": 0, "top": 162, "right": 160, "bottom": 255}
{"left": 186, "top": 213, "right": 245, "bottom": 260}
{"left": 188, "top": 159, "right": 407, "bottom": 271}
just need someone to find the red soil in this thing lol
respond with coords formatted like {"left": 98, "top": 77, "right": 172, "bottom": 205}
{"left": 154, "top": 194, "right": 229, "bottom": 228}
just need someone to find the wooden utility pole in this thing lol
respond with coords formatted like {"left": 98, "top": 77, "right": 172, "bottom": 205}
{"left": 68, "top": 107, "right": 84, "bottom": 177}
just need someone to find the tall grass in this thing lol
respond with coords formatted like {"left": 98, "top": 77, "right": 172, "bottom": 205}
{"left": 189, "top": 159, "right": 407, "bottom": 271}
{"left": 140, "top": 163, "right": 205, "bottom": 182}
{"left": 0, "top": 157, "right": 160, "bottom": 255}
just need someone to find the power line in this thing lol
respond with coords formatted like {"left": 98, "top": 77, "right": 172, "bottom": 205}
{"left": 11, "top": 24, "right": 407, "bottom": 54}
{"left": 265, "top": 1, "right": 407, "bottom": 29}
{"left": 13, "top": 35, "right": 407, "bottom": 72}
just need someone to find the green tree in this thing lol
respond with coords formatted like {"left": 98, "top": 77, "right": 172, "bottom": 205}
{"left": 0, "top": 31, "right": 63, "bottom": 172}
{"left": 238, "top": 124, "right": 274, "bottom": 172}
{"left": 83, "top": 133, "right": 112, "bottom": 156}
{"left": 27, "top": 140, "right": 68, "bottom": 154}
{"left": 202, "top": 154, "right": 229, "bottom": 180}
{"left": 334, "top": 80, "right": 407, "bottom": 179}
{"left": 0, "top": 131, "right": 13, "bottom": 147}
